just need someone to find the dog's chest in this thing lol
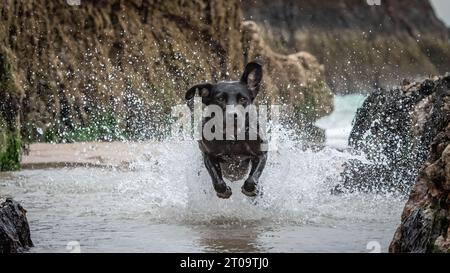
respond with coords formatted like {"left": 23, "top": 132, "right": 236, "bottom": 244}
{"left": 199, "top": 140, "right": 261, "bottom": 158}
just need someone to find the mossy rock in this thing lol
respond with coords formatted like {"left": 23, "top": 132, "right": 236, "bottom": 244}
{"left": 0, "top": 117, "right": 21, "bottom": 171}
{"left": 0, "top": 50, "right": 22, "bottom": 171}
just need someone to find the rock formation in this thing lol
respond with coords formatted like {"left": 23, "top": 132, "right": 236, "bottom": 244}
{"left": 390, "top": 122, "right": 450, "bottom": 253}
{"left": 241, "top": 21, "right": 333, "bottom": 140}
{"left": 0, "top": 198, "right": 33, "bottom": 253}
{"left": 242, "top": 0, "right": 450, "bottom": 93}
{"left": 337, "top": 75, "right": 450, "bottom": 194}
{"left": 0, "top": 51, "right": 21, "bottom": 171}
{"left": 0, "top": 0, "right": 332, "bottom": 141}
{"left": 0, "top": 0, "right": 245, "bottom": 143}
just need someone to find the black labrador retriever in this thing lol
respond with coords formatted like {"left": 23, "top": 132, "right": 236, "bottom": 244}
{"left": 185, "top": 62, "right": 268, "bottom": 199}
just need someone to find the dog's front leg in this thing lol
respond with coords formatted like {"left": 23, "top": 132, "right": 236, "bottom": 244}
{"left": 242, "top": 152, "right": 267, "bottom": 197}
{"left": 203, "top": 154, "right": 232, "bottom": 199}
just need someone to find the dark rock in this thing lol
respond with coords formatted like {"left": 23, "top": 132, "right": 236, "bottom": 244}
{"left": 390, "top": 123, "right": 450, "bottom": 253}
{"left": 0, "top": 198, "right": 33, "bottom": 253}
{"left": 336, "top": 75, "right": 450, "bottom": 194}
{"left": 390, "top": 208, "right": 434, "bottom": 253}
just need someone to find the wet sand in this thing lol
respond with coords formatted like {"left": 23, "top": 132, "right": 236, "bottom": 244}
{"left": 21, "top": 142, "right": 156, "bottom": 169}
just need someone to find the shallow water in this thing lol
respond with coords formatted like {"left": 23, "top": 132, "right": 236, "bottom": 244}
{"left": 0, "top": 94, "right": 406, "bottom": 253}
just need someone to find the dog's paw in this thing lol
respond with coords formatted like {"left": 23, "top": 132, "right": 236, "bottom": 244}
{"left": 241, "top": 181, "right": 258, "bottom": 197}
{"left": 216, "top": 186, "right": 232, "bottom": 199}
{"left": 241, "top": 186, "right": 258, "bottom": 197}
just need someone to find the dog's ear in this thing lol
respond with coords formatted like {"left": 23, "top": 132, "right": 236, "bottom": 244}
{"left": 185, "top": 83, "right": 213, "bottom": 100}
{"left": 241, "top": 61, "right": 263, "bottom": 99}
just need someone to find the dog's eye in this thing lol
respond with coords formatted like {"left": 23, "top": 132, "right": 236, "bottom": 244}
{"left": 216, "top": 96, "right": 225, "bottom": 102}
{"left": 239, "top": 97, "right": 247, "bottom": 103}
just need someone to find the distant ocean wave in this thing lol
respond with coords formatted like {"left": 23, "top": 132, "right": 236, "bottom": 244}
{"left": 316, "top": 94, "right": 367, "bottom": 149}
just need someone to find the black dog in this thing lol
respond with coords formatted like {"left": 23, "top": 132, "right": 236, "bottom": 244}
{"left": 185, "top": 62, "right": 268, "bottom": 199}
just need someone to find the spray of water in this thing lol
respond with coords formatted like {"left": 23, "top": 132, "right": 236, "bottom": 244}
{"left": 0, "top": 95, "right": 407, "bottom": 252}
{"left": 98, "top": 124, "right": 403, "bottom": 227}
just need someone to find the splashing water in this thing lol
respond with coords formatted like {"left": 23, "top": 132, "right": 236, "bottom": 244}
{"left": 0, "top": 95, "right": 405, "bottom": 253}
{"left": 316, "top": 94, "right": 367, "bottom": 149}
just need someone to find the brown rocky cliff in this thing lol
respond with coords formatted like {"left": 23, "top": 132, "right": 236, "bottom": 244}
{"left": 242, "top": 21, "right": 333, "bottom": 124}
{"left": 390, "top": 121, "right": 450, "bottom": 252}
{"left": 0, "top": 0, "right": 332, "bottom": 146}
{"left": 1, "top": 0, "right": 244, "bottom": 141}
{"left": 242, "top": 0, "right": 450, "bottom": 93}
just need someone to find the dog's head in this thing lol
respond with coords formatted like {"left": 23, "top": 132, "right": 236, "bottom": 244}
{"left": 185, "top": 61, "right": 263, "bottom": 109}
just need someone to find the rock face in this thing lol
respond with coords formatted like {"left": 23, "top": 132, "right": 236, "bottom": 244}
{"left": 0, "top": 51, "right": 21, "bottom": 171}
{"left": 242, "top": 0, "right": 450, "bottom": 93}
{"left": 337, "top": 75, "right": 450, "bottom": 194}
{"left": 390, "top": 123, "right": 450, "bottom": 253}
{"left": 0, "top": 0, "right": 244, "bottom": 143}
{"left": 0, "top": 0, "right": 332, "bottom": 149}
{"left": 241, "top": 21, "right": 333, "bottom": 138}
{"left": 335, "top": 74, "right": 450, "bottom": 251}
{"left": 0, "top": 198, "right": 33, "bottom": 253}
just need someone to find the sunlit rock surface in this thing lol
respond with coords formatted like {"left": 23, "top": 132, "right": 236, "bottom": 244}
{"left": 0, "top": 198, "right": 33, "bottom": 253}
{"left": 242, "top": 0, "right": 450, "bottom": 93}
{"left": 337, "top": 75, "right": 450, "bottom": 194}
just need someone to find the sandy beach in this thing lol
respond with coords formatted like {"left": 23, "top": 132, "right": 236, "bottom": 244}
{"left": 20, "top": 142, "right": 157, "bottom": 170}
